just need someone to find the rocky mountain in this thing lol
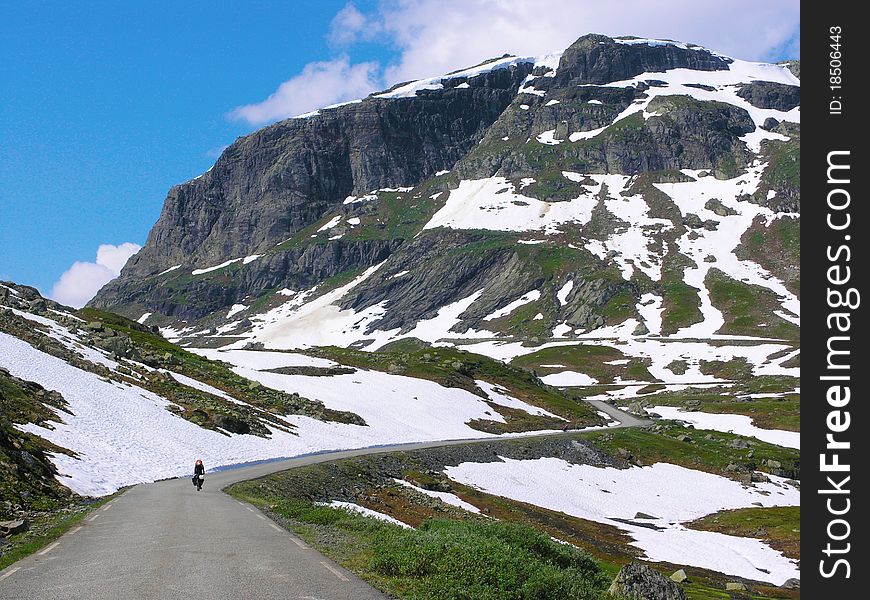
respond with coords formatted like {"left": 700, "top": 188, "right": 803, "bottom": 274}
{"left": 90, "top": 34, "right": 799, "bottom": 371}
{"left": 3, "top": 35, "right": 801, "bottom": 586}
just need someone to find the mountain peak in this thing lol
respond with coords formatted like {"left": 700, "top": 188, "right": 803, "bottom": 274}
{"left": 554, "top": 33, "right": 731, "bottom": 86}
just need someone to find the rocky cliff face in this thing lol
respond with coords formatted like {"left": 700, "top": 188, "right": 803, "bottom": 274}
{"left": 91, "top": 35, "right": 800, "bottom": 351}
{"left": 94, "top": 61, "right": 532, "bottom": 319}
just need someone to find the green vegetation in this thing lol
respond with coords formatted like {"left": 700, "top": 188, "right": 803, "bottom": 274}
{"left": 759, "top": 134, "right": 800, "bottom": 195}
{"left": 638, "top": 381, "right": 799, "bottom": 432}
{"left": 511, "top": 344, "right": 653, "bottom": 384}
{"left": 0, "top": 369, "right": 75, "bottom": 518}
{"left": 705, "top": 270, "right": 799, "bottom": 340}
{"left": 229, "top": 483, "right": 613, "bottom": 600}
{"left": 737, "top": 216, "right": 799, "bottom": 297}
{"left": 230, "top": 434, "right": 800, "bottom": 600}
{"left": 698, "top": 358, "right": 754, "bottom": 381}
{"left": 660, "top": 274, "right": 702, "bottom": 336}
{"left": 521, "top": 171, "right": 585, "bottom": 202}
{"left": 307, "top": 346, "right": 602, "bottom": 431}
{"left": 0, "top": 492, "right": 121, "bottom": 571}
{"left": 497, "top": 302, "right": 554, "bottom": 339}
{"left": 598, "top": 290, "right": 637, "bottom": 324}
{"left": 688, "top": 506, "right": 800, "bottom": 560}
{"left": 579, "top": 423, "right": 799, "bottom": 480}
{"left": 344, "top": 190, "right": 443, "bottom": 242}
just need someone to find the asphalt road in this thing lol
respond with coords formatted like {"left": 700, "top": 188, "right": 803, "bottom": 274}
{"left": 0, "top": 401, "right": 645, "bottom": 599}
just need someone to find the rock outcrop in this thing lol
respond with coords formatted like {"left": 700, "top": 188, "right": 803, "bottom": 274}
{"left": 608, "top": 562, "right": 687, "bottom": 600}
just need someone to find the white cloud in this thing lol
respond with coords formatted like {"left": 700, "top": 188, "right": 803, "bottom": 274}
{"left": 230, "top": 0, "right": 798, "bottom": 126}
{"left": 50, "top": 242, "right": 141, "bottom": 308}
{"left": 228, "top": 56, "right": 380, "bottom": 125}
{"left": 327, "top": 3, "right": 377, "bottom": 46}
{"left": 369, "top": 0, "right": 800, "bottom": 84}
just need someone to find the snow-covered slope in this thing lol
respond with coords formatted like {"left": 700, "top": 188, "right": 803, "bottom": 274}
{"left": 0, "top": 283, "right": 590, "bottom": 496}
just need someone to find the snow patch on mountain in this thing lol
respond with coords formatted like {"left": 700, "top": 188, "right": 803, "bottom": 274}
{"left": 424, "top": 177, "right": 597, "bottom": 234}
{"left": 445, "top": 457, "right": 799, "bottom": 584}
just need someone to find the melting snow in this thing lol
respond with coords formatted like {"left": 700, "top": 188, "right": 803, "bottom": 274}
{"left": 393, "top": 479, "right": 481, "bottom": 513}
{"left": 424, "top": 177, "right": 596, "bottom": 234}
{"left": 648, "top": 406, "right": 799, "bottom": 449}
{"left": 323, "top": 501, "right": 413, "bottom": 528}
{"left": 446, "top": 457, "right": 799, "bottom": 584}
{"left": 483, "top": 291, "right": 541, "bottom": 321}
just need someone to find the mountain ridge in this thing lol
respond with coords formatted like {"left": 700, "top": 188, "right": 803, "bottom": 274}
{"left": 90, "top": 33, "right": 799, "bottom": 365}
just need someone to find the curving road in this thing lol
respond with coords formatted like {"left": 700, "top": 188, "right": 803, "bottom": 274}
{"left": 0, "top": 402, "right": 646, "bottom": 600}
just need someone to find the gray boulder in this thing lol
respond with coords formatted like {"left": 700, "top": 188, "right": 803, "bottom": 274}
{"left": 608, "top": 562, "right": 687, "bottom": 600}
{"left": 0, "top": 519, "right": 28, "bottom": 536}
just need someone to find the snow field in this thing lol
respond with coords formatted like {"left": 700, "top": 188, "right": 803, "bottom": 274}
{"left": 445, "top": 457, "right": 799, "bottom": 584}
{"left": 648, "top": 406, "right": 799, "bottom": 449}
{"left": 423, "top": 177, "right": 597, "bottom": 234}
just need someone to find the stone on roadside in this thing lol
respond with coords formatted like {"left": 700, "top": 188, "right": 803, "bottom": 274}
{"left": 0, "top": 519, "right": 28, "bottom": 536}
{"left": 608, "top": 562, "right": 687, "bottom": 600}
{"left": 670, "top": 569, "right": 688, "bottom": 583}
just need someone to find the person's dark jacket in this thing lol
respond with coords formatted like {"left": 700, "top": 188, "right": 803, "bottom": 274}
{"left": 194, "top": 463, "right": 205, "bottom": 476}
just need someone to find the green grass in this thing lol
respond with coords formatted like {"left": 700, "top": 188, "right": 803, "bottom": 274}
{"left": 643, "top": 388, "right": 800, "bottom": 432}
{"left": 698, "top": 358, "right": 754, "bottom": 381}
{"left": 1, "top": 371, "right": 75, "bottom": 516}
{"left": 598, "top": 290, "right": 638, "bottom": 325}
{"left": 660, "top": 278, "right": 702, "bottom": 335}
{"left": 760, "top": 135, "right": 800, "bottom": 193}
{"left": 0, "top": 492, "right": 121, "bottom": 571}
{"left": 521, "top": 171, "right": 585, "bottom": 202}
{"left": 75, "top": 308, "right": 363, "bottom": 428}
{"left": 688, "top": 506, "right": 800, "bottom": 560}
{"left": 706, "top": 270, "right": 799, "bottom": 340}
{"left": 344, "top": 191, "right": 443, "bottom": 242}
{"left": 511, "top": 345, "right": 653, "bottom": 384}
{"left": 228, "top": 441, "right": 798, "bottom": 600}
{"left": 228, "top": 487, "right": 614, "bottom": 600}
{"left": 579, "top": 423, "right": 799, "bottom": 480}
{"left": 736, "top": 216, "right": 799, "bottom": 297}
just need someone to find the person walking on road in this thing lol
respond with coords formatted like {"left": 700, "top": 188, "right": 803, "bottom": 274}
{"left": 192, "top": 459, "right": 205, "bottom": 491}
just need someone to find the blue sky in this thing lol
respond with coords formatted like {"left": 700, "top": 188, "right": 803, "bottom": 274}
{"left": 0, "top": 1, "right": 799, "bottom": 304}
